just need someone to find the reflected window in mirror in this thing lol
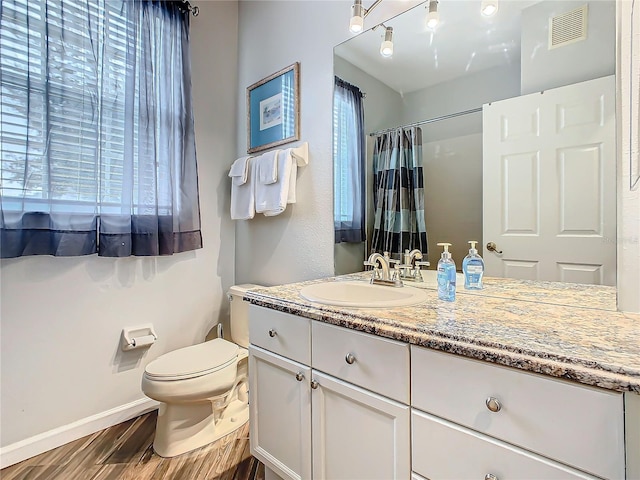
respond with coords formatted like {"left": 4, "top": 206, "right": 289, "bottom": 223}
{"left": 333, "top": 77, "right": 365, "bottom": 244}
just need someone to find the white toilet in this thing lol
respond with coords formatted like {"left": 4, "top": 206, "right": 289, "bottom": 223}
{"left": 141, "top": 284, "right": 260, "bottom": 458}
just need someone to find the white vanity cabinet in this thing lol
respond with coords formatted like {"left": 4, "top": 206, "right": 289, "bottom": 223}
{"left": 310, "top": 322, "right": 410, "bottom": 480}
{"left": 248, "top": 307, "right": 312, "bottom": 480}
{"left": 411, "top": 346, "right": 626, "bottom": 480}
{"left": 249, "top": 345, "right": 312, "bottom": 480}
{"left": 248, "top": 305, "right": 411, "bottom": 480}
{"left": 249, "top": 303, "right": 634, "bottom": 480}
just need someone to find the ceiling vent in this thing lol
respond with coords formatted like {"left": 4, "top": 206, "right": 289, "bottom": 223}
{"left": 548, "top": 5, "right": 588, "bottom": 50}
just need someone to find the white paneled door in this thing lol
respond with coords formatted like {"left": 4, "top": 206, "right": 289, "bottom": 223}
{"left": 483, "top": 75, "right": 616, "bottom": 285}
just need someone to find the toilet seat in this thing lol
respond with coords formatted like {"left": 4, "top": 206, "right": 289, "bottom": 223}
{"left": 145, "top": 338, "right": 239, "bottom": 381}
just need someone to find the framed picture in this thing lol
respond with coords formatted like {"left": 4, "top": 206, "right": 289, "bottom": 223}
{"left": 247, "top": 62, "right": 300, "bottom": 154}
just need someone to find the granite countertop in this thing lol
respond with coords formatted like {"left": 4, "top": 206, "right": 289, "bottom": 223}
{"left": 244, "top": 272, "right": 640, "bottom": 394}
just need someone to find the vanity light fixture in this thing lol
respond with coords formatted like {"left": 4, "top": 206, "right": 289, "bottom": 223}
{"left": 349, "top": 0, "right": 383, "bottom": 33}
{"left": 481, "top": 0, "right": 499, "bottom": 17}
{"left": 426, "top": 0, "right": 440, "bottom": 29}
{"left": 380, "top": 26, "right": 394, "bottom": 57}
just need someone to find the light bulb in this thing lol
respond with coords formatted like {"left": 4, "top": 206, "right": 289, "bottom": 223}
{"left": 426, "top": 11, "right": 439, "bottom": 29}
{"left": 350, "top": 1, "right": 364, "bottom": 33}
{"left": 481, "top": 0, "right": 498, "bottom": 17}
{"left": 380, "top": 26, "right": 393, "bottom": 57}
{"left": 350, "top": 15, "right": 364, "bottom": 33}
{"left": 426, "top": 0, "right": 439, "bottom": 29}
{"left": 380, "top": 41, "right": 393, "bottom": 57}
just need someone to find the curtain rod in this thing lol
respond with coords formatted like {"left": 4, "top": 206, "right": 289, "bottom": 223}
{"left": 368, "top": 107, "right": 483, "bottom": 137}
{"left": 181, "top": 1, "right": 199, "bottom": 16}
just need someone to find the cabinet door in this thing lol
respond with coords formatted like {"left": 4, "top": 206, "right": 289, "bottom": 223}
{"left": 249, "top": 345, "right": 311, "bottom": 480}
{"left": 311, "top": 371, "right": 410, "bottom": 480}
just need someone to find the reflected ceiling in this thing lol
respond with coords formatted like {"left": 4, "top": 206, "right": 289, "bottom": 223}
{"left": 335, "top": 0, "right": 541, "bottom": 94}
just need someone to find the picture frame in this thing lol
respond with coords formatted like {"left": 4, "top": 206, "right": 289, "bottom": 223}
{"left": 246, "top": 62, "right": 300, "bottom": 154}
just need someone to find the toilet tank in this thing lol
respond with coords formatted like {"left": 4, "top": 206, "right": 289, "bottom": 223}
{"left": 228, "top": 284, "right": 262, "bottom": 348}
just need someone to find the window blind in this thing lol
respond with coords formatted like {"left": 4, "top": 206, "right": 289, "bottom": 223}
{"left": 0, "top": 0, "right": 155, "bottom": 211}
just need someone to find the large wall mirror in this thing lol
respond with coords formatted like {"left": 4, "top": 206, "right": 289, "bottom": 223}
{"left": 333, "top": 0, "right": 617, "bottom": 287}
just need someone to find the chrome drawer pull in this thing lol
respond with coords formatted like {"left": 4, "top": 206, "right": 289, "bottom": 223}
{"left": 268, "top": 329, "right": 277, "bottom": 337}
{"left": 485, "top": 474, "right": 498, "bottom": 480}
{"left": 345, "top": 353, "right": 356, "bottom": 364}
{"left": 310, "top": 380, "right": 319, "bottom": 389}
{"left": 485, "top": 397, "right": 502, "bottom": 412}
{"left": 295, "top": 372, "right": 304, "bottom": 382}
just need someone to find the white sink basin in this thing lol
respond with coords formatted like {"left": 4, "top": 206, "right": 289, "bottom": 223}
{"left": 415, "top": 270, "right": 465, "bottom": 288}
{"left": 299, "top": 280, "right": 428, "bottom": 308}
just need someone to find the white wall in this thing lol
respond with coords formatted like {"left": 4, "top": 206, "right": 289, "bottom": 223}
{"left": 401, "top": 63, "right": 521, "bottom": 140}
{"left": 422, "top": 133, "right": 483, "bottom": 270}
{"left": 521, "top": 0, "right": 616, "bottom": 95}
{"left": 0, "top": 0, "right": 238, "bottom": 453}
{"left": 235, "top": 1, "right": 420, "bottom": 285}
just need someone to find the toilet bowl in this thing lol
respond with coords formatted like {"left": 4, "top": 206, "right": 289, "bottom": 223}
{"left": 141, "top": 284, "right": 260, "bottom": 458}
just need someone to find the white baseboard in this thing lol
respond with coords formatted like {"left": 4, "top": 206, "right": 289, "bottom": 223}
{"left": 0, "top": 398, "right": 159, "bottom": 469}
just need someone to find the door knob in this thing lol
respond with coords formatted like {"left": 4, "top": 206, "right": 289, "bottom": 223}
{"left": 486, "top": 242, "right": 503, "bottom": 254}
{"left": 268, "top": 329, "right": 277, "bottom": 337}
{"left": 345, "top": 353, "right": 356, "bottom": 364}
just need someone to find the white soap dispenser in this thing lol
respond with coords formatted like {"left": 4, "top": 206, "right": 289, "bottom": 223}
{"left": 462, "top": 241, "right": 485, "bottom": 290}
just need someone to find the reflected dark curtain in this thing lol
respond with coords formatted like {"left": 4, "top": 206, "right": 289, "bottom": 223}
{"left": 333, "top": 76, "right": 365, "bottom": 243}
{"left": 0, "top": 0, "right": 202, "bottom": 258}
{"left": 370, "top": 127, "right": 427, "bottom": 259}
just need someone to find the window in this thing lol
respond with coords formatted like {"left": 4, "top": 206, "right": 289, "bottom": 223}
{"left": 0, "top": 0, "right": 202, "bottom": 257}
{"left": 333, "top": 76, "right": 365, "bottom": 244}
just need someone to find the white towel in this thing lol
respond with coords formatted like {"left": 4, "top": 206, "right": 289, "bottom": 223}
{"left": 256, "top": 149, "right": 294, "bottom": 216}
{"left": 257, "top": 149, "right": 279, "bottom": 185}
{"left": 228, "top": 156, "right": 252, "bottom": 186}
{"left": 230, "top": 157, "right": 256, "bottom": 220}
{"left": 285, "top": 149, "right": 298, "bottom": 204}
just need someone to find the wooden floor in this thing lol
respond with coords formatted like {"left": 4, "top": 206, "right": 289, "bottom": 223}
{"left": 1, "top": 411, "right": 264, "bottom": 480}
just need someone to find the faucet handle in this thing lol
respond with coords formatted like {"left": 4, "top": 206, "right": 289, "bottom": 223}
{"left": 363, "top": 261, "right": 381, "bottom": 281}
{"left": 382, "top": 251, "right": 399, "bottom": 265}
{"left": 415, "top": 261, "right": 430, "bottom": 269}
{"left": 392, "top": 264, "right": 403, "bottom": 287}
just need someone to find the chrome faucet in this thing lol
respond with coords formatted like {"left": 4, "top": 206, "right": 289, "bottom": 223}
{"left": 398, "top": 249, "right": 430, "bottom": 281}
{"left": 364, "top": 252, "right": 403, "bottom": 287}
{"left": 404, "top": 249, "right": 423, "bottom": 266}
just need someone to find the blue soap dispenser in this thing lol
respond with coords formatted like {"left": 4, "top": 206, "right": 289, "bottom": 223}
{"left": 436, "top": 243, "right": 456, "bottom": 302}
{"left": 463, "top": 240, "right": 485, "bottom": 290}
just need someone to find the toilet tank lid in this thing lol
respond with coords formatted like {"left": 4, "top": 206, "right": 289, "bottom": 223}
{"left": 145, "top": 339, "right": 239, "bottom": 379}
{"left": 228, "top": 284, "right": 263, "bottom": 296}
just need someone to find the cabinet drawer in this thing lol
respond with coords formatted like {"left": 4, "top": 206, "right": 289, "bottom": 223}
{"left": 312, "top": 321, "right": 409, "bottom": 403}
{"left": 412, "top": 409, "right": 598, "bottom": 480}
{"left": 411, "top": 346, "right": 625, "bottom": 479}
{"left": 249, "top": 305, "right": 311, "bottom": 365}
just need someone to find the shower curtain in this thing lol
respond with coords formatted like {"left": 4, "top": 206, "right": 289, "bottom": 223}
{"left": 370, "top": 127, "right": 427, "bottom": 260}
